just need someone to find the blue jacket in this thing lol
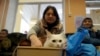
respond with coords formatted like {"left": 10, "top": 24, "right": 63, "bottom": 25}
{"left": 67, "top": 28, "right": 88, "bottom": 56}
{"left": 66, "top": 28, "right": 100, "bottom": 56}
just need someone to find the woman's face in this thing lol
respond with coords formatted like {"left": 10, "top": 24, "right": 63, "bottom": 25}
{"left": 82, "top": 19, "right": 92, "bottom": 28}
{"left": 44, "top": 8, "right": 56, "bottom": 24}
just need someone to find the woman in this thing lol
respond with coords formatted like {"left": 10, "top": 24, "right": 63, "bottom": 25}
{"left": 66, "top": 17, "right": 100, "bottom": 56}
{"left": 81, "top": 17, "right": 100, "bottom": 46}
{"left": 27, "top": 5, "right": 63, "bottom": 47}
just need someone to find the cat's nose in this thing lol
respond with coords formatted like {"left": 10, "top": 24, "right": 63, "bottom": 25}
{"left": 57, "top": 44, "right": 60, "bottom": 48}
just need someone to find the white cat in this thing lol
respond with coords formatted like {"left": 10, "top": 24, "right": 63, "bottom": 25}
{"left": 44, "top": 31, "right": 67, "bottom": 48}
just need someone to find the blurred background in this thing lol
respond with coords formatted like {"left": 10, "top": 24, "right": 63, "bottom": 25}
{"left": 0, "top": 0, "right": 100, "bottom": 33}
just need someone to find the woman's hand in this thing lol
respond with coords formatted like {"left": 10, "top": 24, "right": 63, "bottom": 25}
{"left": 30, "top": 35, "right": 42, "bottom": 47}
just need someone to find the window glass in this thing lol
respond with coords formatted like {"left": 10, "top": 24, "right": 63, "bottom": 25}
{"left": 15, "top": 3, "right": 64, "bottom": 33}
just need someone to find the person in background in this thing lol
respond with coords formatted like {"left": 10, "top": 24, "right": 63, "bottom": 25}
{"left": 67, "top": 17, "right": 100, "bottom": 56}
{"left": 0, "top": 29, "right": 11, "bottom": 52}
{"left": 27, "top": 5, "right": 63, "bottom": 47}
{"left": 0, "top": 29, "right": 8, "bottom": 40}
{"left": 81, "top": 17, "right": 100, "bottom": 46}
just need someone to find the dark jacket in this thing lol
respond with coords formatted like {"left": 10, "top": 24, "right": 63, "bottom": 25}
{"left": 82, "top": 30, "right": 100, "bottom": 46}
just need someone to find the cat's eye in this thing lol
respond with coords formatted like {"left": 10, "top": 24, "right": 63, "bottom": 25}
{"left": 52, "top": 40, "right": 56, "bottom": 42}
{"left": 59, "top": 40, "right": 62, "bottom": 42}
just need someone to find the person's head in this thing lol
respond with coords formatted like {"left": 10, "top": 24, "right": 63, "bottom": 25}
{"left": 42, "top": 5, "right": 60, "bottom": 25}
{"left": 0, "top": 29, "right": 8, "bottom": 38}
{"left": 81, "top": 17, "right": 93, "bottom": 29}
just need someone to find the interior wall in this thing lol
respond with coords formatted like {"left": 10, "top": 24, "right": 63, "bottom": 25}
{"left": 65, "top": 0, "right": 86, "bottom": 33}
{"left": 0, "top": 0, "right": 9, "bottom": 30}
{"left": 19, "top": 0, "right": 62, "bottom": 3}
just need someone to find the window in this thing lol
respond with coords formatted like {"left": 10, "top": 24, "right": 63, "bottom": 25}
{"left": 14, "top": 1, "right": 64, "bottom": 33}
{"left": 86, "top": 1, "right": 100, "bottom": 30}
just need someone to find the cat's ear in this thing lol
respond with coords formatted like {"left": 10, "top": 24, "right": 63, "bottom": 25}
{"left": 45, "top": 30, "right": 52, "bottom": 38}
{"left": 60, "top": 31, "right": 66, "bottom": 37}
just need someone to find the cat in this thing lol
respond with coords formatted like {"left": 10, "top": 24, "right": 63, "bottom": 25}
{"left": 43, "top": 30, "right": 67, "bottom": 48}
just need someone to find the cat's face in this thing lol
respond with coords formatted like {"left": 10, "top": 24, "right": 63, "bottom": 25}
{"left": 44, "top": 31, "right": 67, "bottom": 48}
{"left": 48, "top": 34, "right": 66, "bottom": 48}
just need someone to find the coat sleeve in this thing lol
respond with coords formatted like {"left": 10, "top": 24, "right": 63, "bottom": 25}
{"left": 82, "top": 30, "right": 100, "bottom": 46}
{"left": 27, "top": 22, "right": 40, "bottom": 39}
